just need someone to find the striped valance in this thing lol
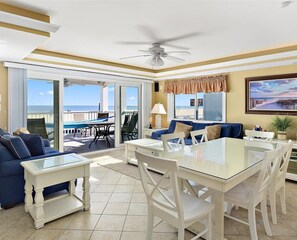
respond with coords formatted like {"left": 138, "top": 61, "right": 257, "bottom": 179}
{"left": 164, "top": 74, "right": 228, "bottom": 94}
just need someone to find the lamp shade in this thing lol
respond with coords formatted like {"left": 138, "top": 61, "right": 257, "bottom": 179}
{"left": 151, "top": 103, "right": 166, "bottom": 115}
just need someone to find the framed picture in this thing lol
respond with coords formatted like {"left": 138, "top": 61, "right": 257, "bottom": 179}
{"left": 245, "top": 73, "right": 297, "bottom": 115}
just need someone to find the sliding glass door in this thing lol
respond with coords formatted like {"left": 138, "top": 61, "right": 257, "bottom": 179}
{"left": 115, "top": 83, "right": 141, "bottom": 147}
{"left": 27, "top": 79, "right": 60, "bottom": 150}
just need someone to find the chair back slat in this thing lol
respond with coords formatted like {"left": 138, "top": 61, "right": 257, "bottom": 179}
{"left": 273, "top": 140, "right": 293, "bottom": 183}
{"left": 245, "top": 130, "right": 275, "bottom": 142}
{"left": 135, "top": 151, "right": 183, "bottom": 216}
{"left": 190, "top": 129, "right": 208, "bottom": 145}
{"left": 161, "top": 132, "right": 185, "bottom": 152}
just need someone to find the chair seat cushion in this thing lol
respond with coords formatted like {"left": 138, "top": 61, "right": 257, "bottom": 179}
{"left": 0, "top": 135, "right": 31, "bottom": 159}
{"left": 174, "top": 122, "right": 193, "bottom": 138}
{"left": 19, "top": 133, "right": 45, "bottom": 156}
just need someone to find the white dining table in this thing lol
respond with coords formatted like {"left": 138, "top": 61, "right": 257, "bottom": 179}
{"left": 157, "top": 137, "right": 276, "bottom": 240}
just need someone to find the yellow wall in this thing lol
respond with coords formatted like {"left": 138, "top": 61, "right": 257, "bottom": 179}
{"left": 227, "top": 64, "right": 297, "bottom": 139}
{"left": 0, "top": 62, "right": 8, "bottom": 130}
{"left": 153, "top": 64, "right": 297, "bottom": 138}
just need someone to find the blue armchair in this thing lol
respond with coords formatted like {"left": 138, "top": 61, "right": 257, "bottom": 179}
{"left": 0, "top": 130, "right": 72, "bottom": 209}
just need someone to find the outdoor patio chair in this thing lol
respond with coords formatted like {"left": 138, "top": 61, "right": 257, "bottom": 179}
{"left": 27, "top": 118, "right": 51, "bottom": 139}
{"left": 121, "top": 112, "right": 138, "bottom": 141}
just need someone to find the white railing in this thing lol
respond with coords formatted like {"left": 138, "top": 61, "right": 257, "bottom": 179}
{"left": 27, "top": 111, "right": 115, "bottom": 123}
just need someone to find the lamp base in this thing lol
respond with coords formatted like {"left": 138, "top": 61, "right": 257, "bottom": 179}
{"left": 155, "top": 115, "right": 162, "bottom": 129}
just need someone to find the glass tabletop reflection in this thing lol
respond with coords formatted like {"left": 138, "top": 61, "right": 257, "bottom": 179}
{"left": 157, "top": 138, "right": 277, "bottom": 180}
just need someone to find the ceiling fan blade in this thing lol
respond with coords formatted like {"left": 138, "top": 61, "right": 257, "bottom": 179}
{"left": 120, "top": 54, "right": 151, "bottom": 60}
{"left": 159, "top": 32, "right": 199, "bottom": 44}
{"left": 166, "top": 51, "right": 191, "bottom": 55}
{"left": 164, "top": 55, "right": 185, "bottom": 63}
{"left": 145, "top": 56, "right": 154, "bottom": 65}
{"left": 138, "top": 25, "right": 159, "bottom": 42}
{"left": 138, "top": 50, "right": 150, "bottom": 53}
{"left": 162, "top": 43, "right": 189, "bottom": 50}
{"left": 116, "top": 41, "right": 151, "bottom": 45}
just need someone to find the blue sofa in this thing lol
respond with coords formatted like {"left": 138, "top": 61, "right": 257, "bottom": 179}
{"left": 0, "top": 130, "right": 72, "bottom": 209}
{"left": 151, "top": 120, "right": 243, "bottom": 145}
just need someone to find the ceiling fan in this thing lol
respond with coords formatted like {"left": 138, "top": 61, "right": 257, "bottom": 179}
{"left": 120, "top": 42, "right": 191, "bottom": 67}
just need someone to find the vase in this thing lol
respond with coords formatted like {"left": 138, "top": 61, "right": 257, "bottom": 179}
{"left": 277, "top": 131, "right": 287, "bottom": 140}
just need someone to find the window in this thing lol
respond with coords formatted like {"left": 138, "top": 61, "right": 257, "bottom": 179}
{"left": 174, "top": 92, "right": 225, "bottom": 122}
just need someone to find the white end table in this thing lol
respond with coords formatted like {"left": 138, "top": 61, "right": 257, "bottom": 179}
{"left": 21, "top": 153, "right": 92, "bottom": 229}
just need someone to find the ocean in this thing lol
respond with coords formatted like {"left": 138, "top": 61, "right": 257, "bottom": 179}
{"left": 28, "top": 105, "right": 196, "bottom": 113}
{"left": 28, "top": 105, "right": 137, "bottom": 113}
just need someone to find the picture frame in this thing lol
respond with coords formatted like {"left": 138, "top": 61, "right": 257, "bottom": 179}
{"left": 245, "top": 73, "right": 297, "bottom": 115}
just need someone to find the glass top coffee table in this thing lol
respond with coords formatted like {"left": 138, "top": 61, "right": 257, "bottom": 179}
{"left": 21, "top": 153, "right": 92, "bottom": 229}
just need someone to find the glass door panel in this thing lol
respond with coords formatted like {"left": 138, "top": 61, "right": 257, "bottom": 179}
{"left": 27, "top": 79, "right": 60, "bottom": 150}
{"left": 120, "top": 86, "right": 139, "bottom": 144}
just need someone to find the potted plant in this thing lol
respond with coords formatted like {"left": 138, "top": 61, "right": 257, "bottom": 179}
{"left": 271, "top": 115, "right": 294, "bottom": 140}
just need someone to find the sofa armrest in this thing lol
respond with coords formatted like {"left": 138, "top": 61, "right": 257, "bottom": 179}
{"left": 151, "top": 129, "right": 169, "bottom": 139}
{"left": 43, "top": 139, "right": 50, "bottom": 147}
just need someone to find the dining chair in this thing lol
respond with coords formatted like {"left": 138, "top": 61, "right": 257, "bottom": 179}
{"left": 184, "top": 129, "right": 210, "bottom": 199}
{"left": 224, "top": 146, "right": 285, "bottom": 240}
{"left": 161, "top": 132, "right": 185, "bottom": 152}
{"left": 269, "top": 140, "right": 293, "bottom": 224}
{"left": 135, "top": 151, "right": 214, "bottom": 240}
{"left": 190, "top": 129, "right": 208, "bottom": 145}
{"left": 245, "top": 130, "right": 275, "bottom": 142}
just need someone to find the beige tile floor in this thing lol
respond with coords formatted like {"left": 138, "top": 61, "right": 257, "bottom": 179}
{"left": 1, "top": 150, "right": 297, "bottom": 240}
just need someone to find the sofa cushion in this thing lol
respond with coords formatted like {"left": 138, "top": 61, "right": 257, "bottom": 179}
{"left": 168, "top": 120, "right": 192, "bottom": 134}
{"left": 0, "top": 128, "right": 9, "bottom": 136}
{"left": 0, "top": 135, "right": 31, "bottom": 159}
{"left": 220, "top": 125, "right": 233, "bottom": 138}
{"left": 19, "top": 133, "right": 45, "bottom": 156}
{"left": 206, "top": 125, "right": 221, "bottom": 140}
{"left": 174, "top": 122, "right": 193, "bottom": 138}
{"left": 0, "top": 142, "right": 15, "bottom": 162}
{"left": 192, "top": 122, "right": 213, "bottom": 131}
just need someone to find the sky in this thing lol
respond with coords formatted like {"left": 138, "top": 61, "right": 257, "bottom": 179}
{"left": 250, "top": 79, "right": 297, "bottom": 98}
{"left": 175, "top": 93, "right": 204, "bottom": 106}
{"left": 27, "top": 79, "right": 138, "bottom": 107}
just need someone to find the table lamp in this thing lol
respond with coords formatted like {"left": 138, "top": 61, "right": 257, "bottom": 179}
{"left": 151, "top": 103, "right": 166, "bottom": 129}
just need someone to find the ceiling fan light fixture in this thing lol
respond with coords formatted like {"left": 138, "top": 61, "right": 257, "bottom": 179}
{"left": 150, "top": 55, "right": 164, "bottom": 67}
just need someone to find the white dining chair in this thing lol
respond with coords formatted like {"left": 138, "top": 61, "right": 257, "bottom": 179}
{"left": 161, "top": 132, "right": 185, "bottom": 152}
{"left": 224, "top": 146, "right": 285, "bottom": 240}
{"left": 269, "top": 140, "right": 293, "bottom": 224}
{"left": 190, "top": 129, "right": 208, "bottom": 145}
{"left": 245, "top": 130, "right": 275, "bottom": 142}
{"left": 184, "top": 129, "right": 210, "bottom": 199}
{"left": 135, "top": 151, "right": 214, "bottom": 240}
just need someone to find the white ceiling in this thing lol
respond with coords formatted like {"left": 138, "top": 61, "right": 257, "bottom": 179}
{"left": 1, "top": 0, "right": 297, "bottom": 69}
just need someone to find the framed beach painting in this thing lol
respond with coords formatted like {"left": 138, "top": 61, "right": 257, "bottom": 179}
{"left": 245, "top": 73, "right": 297, "bottom": 115}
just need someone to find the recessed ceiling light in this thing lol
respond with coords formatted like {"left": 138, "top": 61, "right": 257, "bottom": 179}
{"left": 280, "top": 1, "right": 292, "bottom": 8}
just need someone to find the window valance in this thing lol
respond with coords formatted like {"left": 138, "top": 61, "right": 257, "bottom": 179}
{"left": 163, "top": 74, "right": 228, "bottom": 94}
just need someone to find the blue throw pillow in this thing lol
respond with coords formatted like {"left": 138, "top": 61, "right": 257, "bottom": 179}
{"left": 0, "top": 135, "right": 31, "bottom": 159}
{"left": 0, "top": 128, "right": 9, "bottom": 136}
{"left": 19, "top": 133, "right": 45, "bottom": 157}
{"left": 220, "top": 125, "right": 232, "bottom": 138}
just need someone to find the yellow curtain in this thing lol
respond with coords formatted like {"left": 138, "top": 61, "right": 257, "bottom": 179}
{"left": 164, "top": 74, "right": 228, "bottom": 94}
